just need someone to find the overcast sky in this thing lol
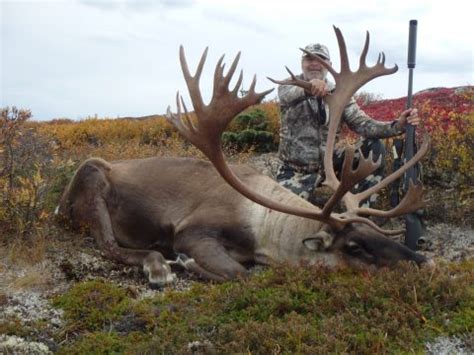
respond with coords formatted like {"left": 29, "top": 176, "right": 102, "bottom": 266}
{"left": 1, "top": 0, "right": 473, "bottom": 121}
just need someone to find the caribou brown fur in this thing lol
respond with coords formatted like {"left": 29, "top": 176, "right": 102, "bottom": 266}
{"left": 57, "top": 155, "right": 431, "bottom": 286}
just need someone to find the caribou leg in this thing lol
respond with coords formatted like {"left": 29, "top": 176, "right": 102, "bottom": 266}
{"left": 174, "top": 231, "right": 248, "bottom": 281}
{"left": 90, "top": 196, "right": 177, "bottom": 287}
{"left": 169, "top": 253, "right": 228, "bottom": 282}
{"left": 59, "top": 158, "right": 176, "bottom": 287}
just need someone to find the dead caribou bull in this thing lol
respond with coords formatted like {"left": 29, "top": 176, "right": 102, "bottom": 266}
{"left": 57, "top": 27, "right": 433, "bottom": 287}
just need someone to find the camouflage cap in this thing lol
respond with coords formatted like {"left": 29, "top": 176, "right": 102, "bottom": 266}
{"left": 302, "top": 43, "right": 330, "bottom": 60}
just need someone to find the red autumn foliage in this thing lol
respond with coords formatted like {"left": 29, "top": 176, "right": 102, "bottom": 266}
{"left": 357, "top": 86, "right": 473, "bottom": 133}
{"left": 354, "top": 86, "right": 473, "bottom": 185}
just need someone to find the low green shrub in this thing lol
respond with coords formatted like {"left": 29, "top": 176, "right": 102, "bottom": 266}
{"left": 52, "top": 280, "right": 131, "bottom": 332}
{"left": 223, "top": 108, "right": 277, "bottom": 152}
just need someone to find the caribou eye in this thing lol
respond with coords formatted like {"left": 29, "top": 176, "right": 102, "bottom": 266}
{"left": 344, "top": 241, "right": 363, "bottom": 256}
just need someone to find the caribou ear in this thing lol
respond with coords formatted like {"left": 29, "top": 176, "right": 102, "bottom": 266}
{"left": 303, "top": 231, "right": 334, "bottom": 251}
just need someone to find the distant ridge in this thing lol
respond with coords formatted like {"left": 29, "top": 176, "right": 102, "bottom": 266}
{"left": 115, "top": 114, "right": 165, "bottom": 121}
{"left": 46, "top": 86, "right": 472, "bottom": 122}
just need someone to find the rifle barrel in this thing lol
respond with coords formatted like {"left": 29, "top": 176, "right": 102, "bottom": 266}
{"left": 405, "top": 19, "right": 418, "bottom": 182}
{"left": 408, "top": 20, "right": 417, "bottom": 69}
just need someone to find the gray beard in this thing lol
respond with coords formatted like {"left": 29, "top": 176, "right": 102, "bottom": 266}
{"left": 303, "top": 70, "right": 327, "bottom": 81}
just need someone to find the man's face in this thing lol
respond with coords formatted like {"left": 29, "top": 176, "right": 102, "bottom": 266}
{"left": 302, "top": 55, "right": 330, "bottom": 81}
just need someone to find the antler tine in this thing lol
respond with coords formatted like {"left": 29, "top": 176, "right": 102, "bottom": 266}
{"left": 359, "top": 31, "right": 370, "bottom": 69}
{"left": 321, "top": 146, "right": 381, "bottom": 216}
{"left": 213, "top": 54, "right": 226, "bottom": 96}
{"left": 179, "top": 45, "right": 207, "bottom": 116}
{"left": 212, "top": 53, "right": 241, "bottom": 99}
{"left": 320, "top": 146, "right": 356, "bottom": 217}
{"left": 248, "top": 74, "right": 257, "bottom": 93}
{"left": 338, "top": 214, "right": 405, "bottom": 236}
{"left": 165, "top": 92, "right": 199, "bottom": 147}
{"left": 353, "top": 134, "right": 430, "bottom": 207}
{"left": 267, "top": 66, "right": 313, "bottom": 92}
{"left": 334, "top": 26, "right": 351, "bottom": 74}
{"left": 231, "top": 69, "right": 244, "bottom": 96}
{"left": 179, "top": 95, "right": 198, "bottom": 133}
{"left": 356, "top": 181, "right": 425, "bottom": 218}
{"left": 222, "top": 52, "right": 241, "bottom": 89}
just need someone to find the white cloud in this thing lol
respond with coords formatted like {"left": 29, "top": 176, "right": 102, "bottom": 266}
{"left": 78, "top": 0, "right": 195, "bottom": 12}
{"left": 1, "top": 0, "right": 472, "bottom": 120}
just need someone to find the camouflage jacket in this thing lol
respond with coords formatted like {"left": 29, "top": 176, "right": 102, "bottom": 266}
{"left": 277, "top": 76, "right": 405, "bottom": 173}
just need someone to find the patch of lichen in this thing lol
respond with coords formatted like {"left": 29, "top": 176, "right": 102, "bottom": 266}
{"left": 53, "top": 260, "right": 473, "bottom": 353}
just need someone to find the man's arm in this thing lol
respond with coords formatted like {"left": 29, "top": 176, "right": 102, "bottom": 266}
{"left": 278, "top": 78, "right": 330, "bottom": 107}
{"left": 278, "top": 83, "right": 306, "bottom": 107}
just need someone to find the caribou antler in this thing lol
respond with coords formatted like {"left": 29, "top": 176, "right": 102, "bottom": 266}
{"left": 268, "top": 26, "right": 430, "bottom": 233}
{"left": 167, "top": 32, "right": 428, "bottom": 236}
{"left": 167, "top": 45, "right": 378, "bottom": 232}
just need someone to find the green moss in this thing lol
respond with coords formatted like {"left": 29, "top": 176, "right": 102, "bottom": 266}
{"left": 57, "top": 331, "right": 148, "bottom": 355}
{"left": 52, "top": 279, "right": 131, "bottom": 332}
{"left": 54, "top": 261, "right": 473, "bottom": 353}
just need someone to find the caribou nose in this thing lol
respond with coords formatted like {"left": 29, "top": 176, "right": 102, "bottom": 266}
{"left": 407, "top": 250, "right": 435, "bottom": 269}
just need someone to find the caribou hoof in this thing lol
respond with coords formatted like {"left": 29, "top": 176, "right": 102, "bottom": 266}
{"left": 143, "top": 253, "right": 177, "bottom": 288}
{"left": 144, "top": 268, "right": 177, "bottom": 289}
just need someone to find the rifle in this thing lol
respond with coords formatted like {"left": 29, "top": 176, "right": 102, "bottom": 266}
{"left": 403, "top": 19, "right": 425, "bottom": 250}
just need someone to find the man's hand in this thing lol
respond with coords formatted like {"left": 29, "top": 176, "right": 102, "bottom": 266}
{"left": 308, "top": 79, "right": 330, "bottom": 97}
{"left": 397, "top": 108, "right": 420, "bottom": 128}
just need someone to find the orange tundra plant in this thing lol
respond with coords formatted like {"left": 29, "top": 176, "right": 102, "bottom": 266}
{"left": 0, "top": 107, "right": 54, "bottom": 242}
